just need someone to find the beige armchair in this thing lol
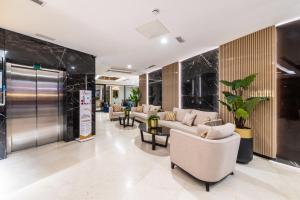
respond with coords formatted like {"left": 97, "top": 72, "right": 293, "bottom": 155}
{"left": 109, "top": 106, "right": 124, "bottom": 121}
{"left": 170, "top": 129, "right": 240, "bottom": 192}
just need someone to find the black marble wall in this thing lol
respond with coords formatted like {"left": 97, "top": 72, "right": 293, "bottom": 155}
{"left": 181, "top": 49, "right": 218, "bottom": 111}
{"left": 0, "top": 28, "right": 6, "bottom": 159}
{"left": 277, "top": 20, "right": 300, "bottom": 165}
{"left": 148, "top": 69, "right": 162, "bottom": 106}
{"left": 0, "top": 29, "right": 96, "bottom": 159}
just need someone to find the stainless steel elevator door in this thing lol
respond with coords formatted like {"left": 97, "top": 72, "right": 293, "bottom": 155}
{"left": 7, "top": 63, "right": 63, "bottom": 153}
{"left": 7, "top": 67, "right": 37, "bottom": 151}
{"left": 37, "top": 70, "right": 59, "bottom": 146}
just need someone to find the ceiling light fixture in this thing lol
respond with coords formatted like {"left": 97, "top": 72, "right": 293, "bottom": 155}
{"left": 127, "top": 64, "right": 132, "bottom": 69}
{"left": 160, "top": 37, "right": 168, "bottom": 44}
{"left": 71, "top": 66, "right": 75, "bottom": 70}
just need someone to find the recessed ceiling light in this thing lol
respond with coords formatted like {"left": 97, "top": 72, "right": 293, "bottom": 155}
{"left": 127, "top": 64, "right": 132, "bottom": 69}
{"left": 160, "top": 37, "right": 168, "bottom": 44}
{"left": 71, "top": 66, "right": 75, "bottom": 70}
{"left": 152, "top": 9, "right": 160, "bottom": 15}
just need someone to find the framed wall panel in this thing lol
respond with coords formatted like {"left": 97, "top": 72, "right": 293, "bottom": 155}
{"left": 219, "top": 26, "right": 277, "bottom": 158}
{"left": 139, "top": 74, "right": 147, "bottom": 105}
{"left": 162, "top": 62, "right": 179, "bottom": 111}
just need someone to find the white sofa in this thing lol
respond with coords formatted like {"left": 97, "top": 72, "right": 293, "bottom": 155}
{"left": 131, "top": 104, "right": 161, "bottom": 122}
{"left": 170, "top": 129, "right": 240, "bottom": 192}
{"left": 157, "top": 108, "right": 222, "bottom": 135}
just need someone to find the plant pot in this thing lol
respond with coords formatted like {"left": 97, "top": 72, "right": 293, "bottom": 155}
{"left": 124, "top": 110, "right": 130, "bottom": 116}
{"left": 235, "top": 128, "right": 253, "bottom": 164}
{"left": 148, "top": 119, "right": 158, "bottom": 128}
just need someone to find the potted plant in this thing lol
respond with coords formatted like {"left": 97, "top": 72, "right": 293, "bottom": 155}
{"left": 147, "top": 115, "right": 160, "bottom": 128}
{"left": 129, "top": 88, "right": 141, "bottom": 107}
{"left": 220, "top": 74, "right": 268, "bottom": 164}
{"left": 124, "top": 107, "right": 130, "bottom": 116}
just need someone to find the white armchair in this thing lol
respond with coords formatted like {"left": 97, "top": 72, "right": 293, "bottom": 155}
{"left": 170, "top": 129, "right": 240, "bottom": 192}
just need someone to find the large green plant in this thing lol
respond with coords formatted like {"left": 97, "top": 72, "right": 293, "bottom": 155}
{"left": 220, "top": 74, "right": 269, "bottom": 129}
{"left": 129, "top": 88, "right": 141, "bottom": 106}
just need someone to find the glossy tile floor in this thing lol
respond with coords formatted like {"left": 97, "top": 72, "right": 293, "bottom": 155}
{"left": 0, "top": 112, "right": 300, "bottom": 200}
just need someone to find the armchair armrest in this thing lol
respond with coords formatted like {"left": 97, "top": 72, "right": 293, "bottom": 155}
{"left": 204, "top": 119, "right": 223, "bottom": 126}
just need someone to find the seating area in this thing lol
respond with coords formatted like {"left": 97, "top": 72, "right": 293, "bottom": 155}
{"left": 1, "top": 1, "right": 300, "bottom": 199}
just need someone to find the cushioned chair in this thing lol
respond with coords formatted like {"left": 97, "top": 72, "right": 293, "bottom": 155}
{"left": 170, "top": 129, "right": 240, "bottom": 192}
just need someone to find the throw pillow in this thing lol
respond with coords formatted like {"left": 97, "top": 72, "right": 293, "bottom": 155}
{"left": 206, "top": 123, "right": 235, "bottom": 140}
{"left": 142, "top": 104, "right": 150, "bottom": 114}
{"left": 112, "top": 104, "right": 122, "bottom": 112}
{"left": 182, "top": 113, "right": 197, "bottom": 126}
{"left": 150, "top": 105, "right": 161, "bottom": 112}
{"left": 136, "top": 106, "right": 143, "bottom": 112}
{"left": 173, "top": 107, "right": 192, "bottom": 122}
{"left": 191, "top": 110, "right": 219, "bottom": 125}
{"left": 165, "top": 111, "right": 176, "bottom": 121}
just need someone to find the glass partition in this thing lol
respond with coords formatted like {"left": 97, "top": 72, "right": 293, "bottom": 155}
{"left": 277, "top": 20, "right": 300, "bottom": 165}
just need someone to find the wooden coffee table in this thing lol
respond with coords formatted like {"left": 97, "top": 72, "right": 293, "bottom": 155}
{"left": 119, "top": 114, "right": 135, "bottom": 128}
{"left": 138, "top": 123, "right": 170, "bottom": 150}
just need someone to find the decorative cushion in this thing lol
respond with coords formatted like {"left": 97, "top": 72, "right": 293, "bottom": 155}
{"left": 206, "top": 123, "right": 235, "bottom": 140}
{"left": 150, "top": 105, "right": 161, "bottom": 112}
{"left": 136, "top": 106, "right": 143, "bottom": 112}
{"left": 112, "top": 104, "right": 122, "bottom": 112}
{"left": 165, "top": 111, "right": 176, "bottom": 121}
{"left": 142, "top": 104, "right": 150, "bottom": 114}
{"left": 182, "top": 113, "right": 197, "bottom": 126}
{"left": 173, "top": 107, "right": 192, "bottom": 122}
{"left": 191, "top": 110, "right": 219, "bottom": 125}
{"left": 191, "top": 110, "right": 210, "bottom": 125}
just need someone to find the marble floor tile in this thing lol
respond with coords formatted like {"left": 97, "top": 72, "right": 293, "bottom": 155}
{"left": 0, "top": 112, "right": 299, "bottom": 200}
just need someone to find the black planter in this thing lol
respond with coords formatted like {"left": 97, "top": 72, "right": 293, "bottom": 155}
{"left": 237, "top": 138, "right": 253, "bottom": 164}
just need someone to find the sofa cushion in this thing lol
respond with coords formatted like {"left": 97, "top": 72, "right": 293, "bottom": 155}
{"left": 133, "top": 112, "right": 148, "bottom": 120}
{"left": 112, "top": 111, "right": 123, "bottom": 116}
{"left": 191, "top": 110, "right": 211, "bottom": 125}
{"left": 136, "top": 106, "right": 143, "bottom": 112}
{"left": 165, "top": 111, "right": 176, "bottom": 121}
{"left": 159, "top": 120, "right": 198, "bottom": 135}
{"left": 142, "top": 104, "right": 150, "bottom": 114}
{"left": 206, "top": 123, "right": 235, "bottom": 140}
{"left": 191, "top": 110, "right": 219, "bottom": 126}
{"left": 182, "top": 113, "right": 197, "bottom": 126}
{"left": 173, "top": 107, "right": 192, "bottom": 122}
{"left": 112, "top": 104, "right": 122, "bottom": 112}
{"left": 150, "top": 105, "right": 161, "bottom": 112}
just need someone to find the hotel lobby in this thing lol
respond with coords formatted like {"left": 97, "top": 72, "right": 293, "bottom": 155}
{"left": 0, "top": 0, "right": 300, "bottom": 199}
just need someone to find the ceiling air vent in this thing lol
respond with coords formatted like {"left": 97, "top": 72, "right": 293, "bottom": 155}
{"left": 176, "top": 36, "right": 185, "bottom": 43}
{"left": 30, "top": 0, "right": 46, "bottom": 6}
{"left": 146, "top": 65, "right": 156, "bottom": 69}
{"left": 107, "top": 68, "right": 132, "bottom": 74}
{"left": 35, "top": 33, "right": 55, "bottom": 41}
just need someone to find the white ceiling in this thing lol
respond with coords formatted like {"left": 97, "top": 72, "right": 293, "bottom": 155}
{"left": 1, "top": 0, "right": 300, "bottom": 76}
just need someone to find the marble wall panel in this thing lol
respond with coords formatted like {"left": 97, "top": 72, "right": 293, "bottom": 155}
{"left": 0, "top": 29, "right": 95, "bottom": 158}
{"left": 181, "top": 49, "right": 219, "bottom": 111}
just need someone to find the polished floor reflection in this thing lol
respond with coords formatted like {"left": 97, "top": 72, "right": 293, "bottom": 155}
{"left": 0, "top": 112, "right": 299, "bottom": 200}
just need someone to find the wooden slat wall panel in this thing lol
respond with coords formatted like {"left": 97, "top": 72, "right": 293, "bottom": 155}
{"left": 219, "top": 26, "right": 277, "bottom": 158}
{"left": 139, "top": 74, "right": 147, "bottom": 105}
{"left": 162, "top": 62, "right": 179, "bottom": 111}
